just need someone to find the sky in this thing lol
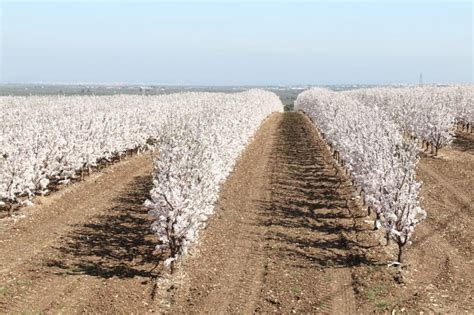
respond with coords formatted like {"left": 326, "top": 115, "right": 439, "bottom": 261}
{"left": 0, "top": 0, "right": 472, "bottom": 85}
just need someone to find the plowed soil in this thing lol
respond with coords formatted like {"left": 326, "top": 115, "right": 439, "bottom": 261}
{"left": 0, "top": 112, "right": 472, "bottom": 314}
{"left": 166, "top": 112, "right": 366, "bottom": 314}
{"left": 0, "top": 155, "right": 159, "bottom": 314}
{"left": 351, "top": 131, "right": 474, "bottom": 313}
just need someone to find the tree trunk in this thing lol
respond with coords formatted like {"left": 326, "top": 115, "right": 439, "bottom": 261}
{"left": 397, "top": 243, "right": 403, "bottom": 264}
{"left": 373, "top": 212, "right": 381, "bottom": 230}
{"left": 170, "top": 260, "right": 175, "bottom": 274}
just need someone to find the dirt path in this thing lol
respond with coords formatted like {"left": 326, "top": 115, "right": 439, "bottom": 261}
{"left": 167, "top": 112, "right": 365, "bottom": 314}
{"left": 0, "top": 154, "right": 159, "bottom": 314}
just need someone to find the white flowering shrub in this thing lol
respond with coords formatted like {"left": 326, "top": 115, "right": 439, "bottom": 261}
{"left": 0, "top": 91, "right": 281, "bottom": 203}
{"left": 450, "top": 86, "right": 474, "bottom": 132}
{"left": 296, "top": 88, "right": 425, "bottom": 263}
{"left": 1, "top": 90, "right": 282, "bottom": 267}
{"left": 345, "top": 86, "right": 474, "bottom": 154}
{"left": 145, "top": 90, "right": 283, "bottom": 270}
{"left": 1, "top": 95, "right": 173, "bottom": 205}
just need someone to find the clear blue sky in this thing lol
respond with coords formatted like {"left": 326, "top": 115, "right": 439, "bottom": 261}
{"left": 1, "top": 1, "right": 472, "bottom": 85}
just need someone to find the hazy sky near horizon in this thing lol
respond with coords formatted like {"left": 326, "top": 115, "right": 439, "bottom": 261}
{"left": 1, "top": 1, "right": 472, "bottom": 85}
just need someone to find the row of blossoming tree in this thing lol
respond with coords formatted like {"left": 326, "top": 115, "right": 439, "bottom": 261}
{"left": 145, "top": 90, "right": 283, "bottom": 270}
{"left": 296, "top": 88, "right": 426, "bottom": 264}
{"left": 0, "top": 90, "right": 283, "bottom": 271}
{"left": 1, "top": 94, "right": 175, "bottom": 208}
{"left": 296, "top": 86, "right": 473, "bottom": 263}
{"left": 345, "top": 86, "right": 474, "bottom": 154}
{"left": 0, "top": 91, "right": 282, "bottom": 206}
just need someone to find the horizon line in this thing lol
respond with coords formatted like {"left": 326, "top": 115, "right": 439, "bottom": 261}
{"left": 2, "top": 82, "right": 472, "bottom": 87}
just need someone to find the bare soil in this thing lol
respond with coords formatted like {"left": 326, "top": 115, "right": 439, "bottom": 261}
{"left": 0, "top": 154, "right": 160, "bottom": 314}
{"left": 0, "top": 113, "right": 472, "bottom": 314}
{"left": 351, "top": 131, "right": 474, "bottom": 313}
{"left": 166, "top": 112, "right": 371, "bottom": 314}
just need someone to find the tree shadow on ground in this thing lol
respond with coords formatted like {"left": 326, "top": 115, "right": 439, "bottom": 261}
{"left": 46, "top": 174, "right": 161, "bottom": 279}
{"left": 452, "top": 132, "right": 474, "bottom": 154}
{"left": 258, "top": 112, "right": 379, "bottom": 269}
